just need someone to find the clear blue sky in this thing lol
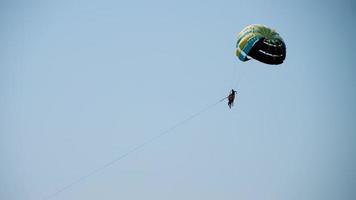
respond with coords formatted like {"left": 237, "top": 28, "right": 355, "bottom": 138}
{"left": 1, "top": 0, "right": 356, "bottom": 200}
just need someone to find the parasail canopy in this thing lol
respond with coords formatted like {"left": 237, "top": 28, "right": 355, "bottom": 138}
{"left": 236, "top": 24, "right": 286, "bottom": 65}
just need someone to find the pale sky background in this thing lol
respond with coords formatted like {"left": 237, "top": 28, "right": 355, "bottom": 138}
{"left": 1, "top": 0, "right": 356, "bottom": 200}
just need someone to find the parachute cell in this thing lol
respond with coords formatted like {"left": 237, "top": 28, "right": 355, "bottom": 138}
{"left": 236, "top": 24, "right": 286, "bottom": 65}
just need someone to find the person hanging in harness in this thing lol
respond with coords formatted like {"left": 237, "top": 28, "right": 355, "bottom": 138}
{"left": 227, "top": 89, "right": 237, "bottom": 109}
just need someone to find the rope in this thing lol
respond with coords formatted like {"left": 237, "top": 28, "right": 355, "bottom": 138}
{"left": 230, "top": 55, "right": 247, "bottom": 91}
{"left": 233, "top": 67, "right": 246, "bottom": 90}
{"left": 229, "top": 62, "right": 238, "bottom": 89}
{"left": 42, "top": 98, "right": 225, "bottom": 200}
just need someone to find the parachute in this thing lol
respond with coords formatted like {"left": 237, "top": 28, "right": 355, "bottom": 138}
{"left": 236, "top": 24, "right": 286, "bottom": 65}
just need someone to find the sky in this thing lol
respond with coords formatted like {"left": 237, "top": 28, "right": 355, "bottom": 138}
{"left": 1, "top": 0, "right": 356, "bottom": 200}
